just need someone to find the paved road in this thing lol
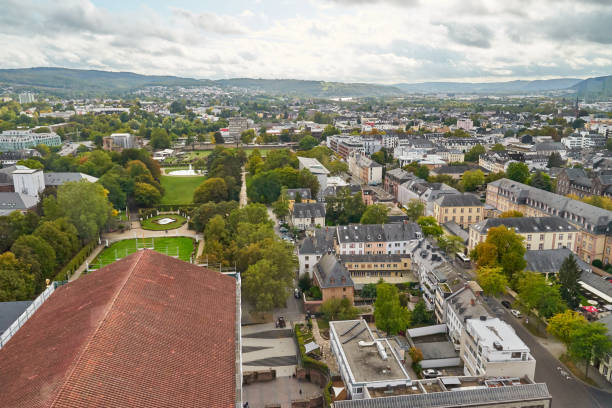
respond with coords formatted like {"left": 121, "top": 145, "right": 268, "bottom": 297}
{"left": 484, "top": 296, "right": 612, "bottom": 408}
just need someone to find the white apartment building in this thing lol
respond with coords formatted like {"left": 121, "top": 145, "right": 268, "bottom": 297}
{"left": 461, "top": 318, "right": 536, "bottom": 380}
{"left": 0, "top": 130, "right": 62, "bottom": 152}
{"left": 12, "top": 168, "right": 45, "bottom": 197}
{"left": 380, "top": 134, "right": 399, "bottom": 149}
{"left": 457, "top": 118, "right": 474, "bottom": 131}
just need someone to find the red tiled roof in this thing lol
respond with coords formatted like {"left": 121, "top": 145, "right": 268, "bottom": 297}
{"left": 0, "top": 250, "right": 237, "bottom": 408}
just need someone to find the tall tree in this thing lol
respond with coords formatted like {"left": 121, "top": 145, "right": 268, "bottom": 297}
{"left": 320, "top": 298, "right": 359, "bottom": 321}
{"left": 360, "top": 204, "right": 389, "bottom": 224}
{"left": 417, "top": 216, "right": 443, "bottom": 238}
{"left": 437, "top": 235, "right": 465, "bottom": 254}
{"left": 547, "top": 310, "right": 587, "bottom": 345}
{"left": 558, "top": 254, "right": 582, "bottom": 310}
{"left": 461, "top": 169, "right": 485, "bottom": 191}
{"left": 404, "top": 199, "right": 425, "bottom": 221}
{"left": 476, "top": 266, "right": 508, "bottom": 297}
{"left": 568, "top": 322, "right": 612, "bottom": 378}
{"left": 374, "top": 283, "right": 410, "bottom": 335}
{"left": 11, "top": 235, "right": 56, "bottom": 292}
{"left": 506, "top": 162, "right": 530, "bottom": 183}
{"left": 0, "top": 252, "right": 34, "bottom": 301}
{"left": 411, "top": 299, "right": 434, "bottom": 327}
{"left": 193, "top": 177, "right": 229, "bottom": 204}
{"left": 528, "top": 171, "right": 552, "bottom": 192}
{"left": 464, "top": 144, "right": 486, "bottom": 162}
{"left": 517, "top": 272, "right": 566, "bottom": 319}
{"left": 242, "top": 256, "right": 296, "bottom": 312}
{"left": 547, "top": 152, "right": 564, "bottom": 168}
{"left": 133, "top": 182, "right": 162, "bottom": 207}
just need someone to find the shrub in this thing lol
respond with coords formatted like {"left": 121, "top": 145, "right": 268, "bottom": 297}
{"left": 308, "top": 286, "right": 322, "bottom": 300}
{"left": 54, "top": 241, "right": 96, "bottom": 281}
{"left": 592, "top": 259, "right": 603, "bottom": 268}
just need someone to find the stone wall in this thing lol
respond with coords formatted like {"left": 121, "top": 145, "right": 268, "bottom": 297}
{"left": 242, "top": 369, "right": 276, "bottom": 385}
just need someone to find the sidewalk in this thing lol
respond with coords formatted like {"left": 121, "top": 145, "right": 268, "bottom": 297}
{"left": 69, "top": 244, "right": 105, "bottom": 282}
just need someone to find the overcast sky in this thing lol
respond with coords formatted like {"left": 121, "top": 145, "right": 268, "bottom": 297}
{"left": 1, "top": 0, "right": 611, "bottom": 84}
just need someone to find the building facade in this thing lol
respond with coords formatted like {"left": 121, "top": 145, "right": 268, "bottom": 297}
{"left": 0, "top": 130, "right": 61, "bottom": 152}
{"left": 432, "top": 194, "right": 484, "bottom": 228}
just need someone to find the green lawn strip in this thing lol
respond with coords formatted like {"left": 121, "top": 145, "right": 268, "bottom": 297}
{"left": 160, "top": 175, "right": 205, "bottom": 205}
{"left": 141, "top": 214, "right": 187, "bottom": 230}
{"left": 90, "top": 237, "right": 194, "bottom": 269}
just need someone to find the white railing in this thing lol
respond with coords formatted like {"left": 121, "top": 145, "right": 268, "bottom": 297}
{"left": 0, "top": 284, "right": 57, "bottom": 349}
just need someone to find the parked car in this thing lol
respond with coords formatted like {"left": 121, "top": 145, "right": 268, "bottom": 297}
{"left": 422, "top": 369, "right": 442, "bottom": 378}
{"left": 511, "top": 309, "right": 522, "bottom": 318}
{"left": 501, "top": 300, "right": 512, "bottom": 309}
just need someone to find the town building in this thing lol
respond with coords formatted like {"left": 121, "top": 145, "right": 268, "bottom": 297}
{"left": 461, "top": 317, "right": 536, "bottom": 380}
{"left": 398, "top": 179, "right": 459, "bottom": 215}
{"left": 445, "top": 282, "right": 489, "bottom": 350}
{"left": 338, "top": 253, "right": 412, "bottom": 286}
{"left": 298, "top": 156, "right": 330, "bottom": 198}
{"left": 457, "top": 118, "right": 474, "bottom": 131}
{"left": 330, "top": 319, "right": 412, "bottom": 400}
{"left": 18, "top": 92, "right": 35, "bottom": 104}
{"left": 478, "top": 151, "right": 517, "bottom": 173}
{"left": 335, "top": 222, "right": 422, "bottom": 256}
{"left": 0, "top": 129, "right": 61, "bottom": 152}
{"left": 0, "top": 250, "right": 242, "bottom": 407}
{"left": 384, "top": 168, "right": 415, "bottom": 200}
{"left": 297, "top": 227, "right": 336, "bottom": 277}
{"left": 556, "top": 168, "right": 612, "bottom": 198}
{"left": 312, "top": 254, "right": 355, "bottom": 304}
{"left": 334, "top": 377, "right": 551, "bottom": 408}
{"left": 348, "top": 152, "right": 383, "bottom": 185}
{"left": 102, "top": 133, "right": 140, "bottom": 151}
{"left": 228, "top": 117, "right": 248, "bottom": 143}
{"left": 430, "top": 164, "right": 489, "bottom": 180}
{"left": 468, "top": 216, "right": 578, "bottom": 251}
{"left": 290, "top": 202, "right": 326, "bottom": 230}
{"left": 433, "top": 194, "right": 484, "bottom": 228}
{"left": 486, "top": 178, "right": 612, "bottom": 263}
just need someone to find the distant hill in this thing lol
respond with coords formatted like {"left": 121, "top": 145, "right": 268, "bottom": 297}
{"left": 572, "top": 75, "right": 612, "bottom": 100}
{"left": 0, "top": 68, "right": 402, "bottom": 98}
{"left": 0, "top": 67, "right": 207, "bottom": 96}
{"left": 393, "top": 78, "right": 582, "bottom": 94}
{"left": 216, "top": 78, "right": 402, "bottom": 97}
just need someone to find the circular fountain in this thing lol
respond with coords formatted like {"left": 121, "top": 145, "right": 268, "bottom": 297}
{"left": 168, "top": 164, "right": 200, "bottom": 176}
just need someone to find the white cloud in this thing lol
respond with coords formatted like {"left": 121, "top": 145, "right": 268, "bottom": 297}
{"left": 0, "top": 0, "right": 609, "bottom": 83}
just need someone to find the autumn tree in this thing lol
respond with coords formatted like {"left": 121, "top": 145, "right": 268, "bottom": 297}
{"left": 374, "top": 283, "right": 410, "bottom": 335}
{"left": 461, "top": 169, "right": 485, "bottom": 191}
{"left": 404, "top": 199, "right": 424, "bottom": 221}
{"left": 193, "top": 177, "right": 229, "bottom": 204}
{"left": 499, "top": 210, "right": 523, "bottom": 218}
{"left": 417, "top": 216, "right": 443, "bottom": 238}
{"left": 547, "top": 310, "right": 587, "bottom": 345}
{"left": 476, "top": 266, "right": 508, "bottom": 297}
{"left": 0, "top": 252, "right": 34, "bottom": 301}
{"left": 437, "top": 235, "right": 465, "bottom": 255}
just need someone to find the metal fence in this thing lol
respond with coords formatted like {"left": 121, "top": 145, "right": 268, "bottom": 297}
{"left": 0, "top": 282, "right": 66, "bottom": 349}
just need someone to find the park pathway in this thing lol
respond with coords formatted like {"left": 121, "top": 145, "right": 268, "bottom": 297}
{"left": 240, "top": 167, "right": 248, "bottom": 208}
{"left": 69, "top": 244, "right": 105, "bottom": 282}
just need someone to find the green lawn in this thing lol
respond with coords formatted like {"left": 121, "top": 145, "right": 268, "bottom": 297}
{"left": 160, "top": 175, "right": 206, "bottom": 205}
{"left": 141, "top": 214, "right": 187, "bottom": 230}
{"left": 184, "top": 148, "right": 275, "bottom": 161}
{"left": 90, "top": 237, "right": 195, "bottom": 270}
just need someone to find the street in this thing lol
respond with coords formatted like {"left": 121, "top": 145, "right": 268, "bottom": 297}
{"left": 483, "top": 296, "right": 612, "bottom": 408}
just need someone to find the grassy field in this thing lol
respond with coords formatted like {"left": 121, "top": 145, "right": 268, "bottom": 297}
{"left": 183, "top": 148, "right": 275, "bottom": 161}
{"left": 160, "top": 175, "right": 205, "bottom": 205}
{"left": 141, "top": 214, "right": 187, "bottom": 230}
{"left": 90, "top": 237, "right": 195, "bottom": 270}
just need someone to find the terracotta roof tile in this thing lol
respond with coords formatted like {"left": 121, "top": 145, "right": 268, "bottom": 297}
{"left": 0, "top": 250, "right": 237, "bottom": 408}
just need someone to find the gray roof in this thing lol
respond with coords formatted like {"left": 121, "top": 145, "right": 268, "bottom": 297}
{"left": 489, "top": 178, "right": 612, "bottom": 232}
{"left": 0, "top": 192, "right": 38, "bottom": 212}
{"left": 579, "top": 270, "right": 612, "bottom": 300}
{"left": 313, "top": 254, "right": 353, "bottom": 288}
{"left": 524, "top": 248, "right": 591, "bottom": 274}
{"left": 292, "top": 202, "right": 325, "bottom": 219}
{"left": 471, "top": 216, "right": 576, "bottom": 234}
{"left": 599, "top": 314, "right": 612, "bottom": 335}
{"left": 434, "top": 193, "right": 483, "bottom": 207}
{"left": 442, "top": 221, "right": 469, "bottom": 242}
{"left": 562, "top": 168, "right": 588, "bottom": 181}
{"left": 386, "top": 168, "right": 413, "bottom": 182}
{"left": 336, "top": 222, "right": 422, "bottom": 244}
{"left": 533, "top": 142, "right": 565, "bottom": 151}
{"left": 417, "top": 341, "right": 459, "bottom": 360}
{"left": 298, "top": 227, "right": 336, "bottom": 255}
{"left": 0, "top": 301, "right": 32, "bottom": 334}
{"left": 447, "top": 286, "right": 490, "bottom": 322}
{"left": 43, "top": 172, "right": 98, "bottom": 185}
{"left": 334, "top": 383, "right": 551, "bottom": 408}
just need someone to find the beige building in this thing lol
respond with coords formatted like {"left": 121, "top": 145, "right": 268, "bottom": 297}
{"left": 486, "top": 179, "right": 612, "bottom": 263}
{"left": 339, "top": 254, "right": 413, "bottom": 285}
{"left": 433, "top": 194, "right": 484, "bottom": 228}
{"left": 468, "top": 216, "right": 578, "bottom": 251}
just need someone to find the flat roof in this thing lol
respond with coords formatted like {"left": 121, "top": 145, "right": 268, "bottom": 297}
{"left": 330, "top": 320, "right": 410, "bottom": 384}
{"left": 467, "top": 318, "right": 528, "bottom": 352}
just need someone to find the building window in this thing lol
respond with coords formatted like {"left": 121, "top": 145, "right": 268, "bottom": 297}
{"left": 527, "top": 235, "right": 531, "bottom": 241}
{"left": 540, "top": 234, "right": 544, "bottom": 240}
{"left": 559, "top": 234, "right": 563, "bottom": 240}
{"left": 305, "top": 264, "right": 309, "bottom": 269}
{"left": 539, "top": 244, "right": 544, "bottom": 250}
{"left": 511, "top": 352, "right": 522, "bottom": 359}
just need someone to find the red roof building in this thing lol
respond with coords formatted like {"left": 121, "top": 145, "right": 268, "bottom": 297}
{"left": 0, "top": 250, "right": 240, "bottom": 408}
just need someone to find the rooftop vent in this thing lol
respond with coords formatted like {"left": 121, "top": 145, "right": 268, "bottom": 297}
{"left": 480, "top": 316, "right": 487, "bottom": 321}
{"left": 493, "top": 341, "right": 503, "bottom": 351}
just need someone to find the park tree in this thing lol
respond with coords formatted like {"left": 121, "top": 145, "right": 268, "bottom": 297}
{"left": 558, "top": 254, "right": 582, "bottom": 310}
{"left": 0, "top": 252, "right": 34, "bottom": 301}
{"left": 298, "top": 135, "right": 319, "bottom": 151}
{"left": 133, "top": 182, "right": 162, "bottom": 207}
{"left": 16, "top": 158, "right": 44, "bottom": 169}
{"left": 404, "top": 199, "right": 425, "bottom": 221}
{"left": 150, "top": 128, "right": 171, "bottom": 149}
{"left": 464, "top": 144, "right": 486, "bottom": 162}
{"left": 326, "top": 160, "right": 348, "bottom": 176}
{"left": 417, "top": 216, "right": 443, "bottom": 238}
{"left": 326, "top": 188, "right": 366, "bottom": 225}
{"left": 242, "top": 257, "right": 295, "bottom": 312}
{"left": 0, "top": 211, "right": 40, "bottom": 253}
{"left": 360, "top": 204, "right": 389, "bottom": 224}
{"left": 478, "top": 225, "right": 526, "bottom": 281}
{"left": 437, "top": 235, "right": 465, "bottom": 255}
{"left": 568, "top": 322, "right": 612, "bottom": 377}
{"left": 241, "top": 129, "right": 256, "bottom": 144}
{"left": 11, "top": 235, "right": 56, "bottom": 292}
{"left": 528, "top": 171, "right": 552, "bottom": 192}
{"left": 547, "top": 310, "right": 587, "bottom": 345}
{"left": 298, "top": 169, "right": 320, "bottom": 197}
{"left": 476, "top": 266, "right": 508, "bottom": 297}
{"left": 361, "top": 283, "right": 377, "bottom": 299}
{"left": 33, "top": 218, "right": 79, "bottom": 266}
{"left": 246, "top": 149, "right": 264, "bottom": 174}
{"left": 499, "top": 210, "right": 523, "bottom": 218}
{"left": 193, "top": 177, "right": 229, "bottom": 204}
{"left": 473, "top": 242, "right": 498, "bottom": 267}
{"left": 190, "top": 201, "right": 238, "bottom": 232}
{"left": 78, "top": 150, "right": 114, "bottom": 177}
{"left": 99, "top": 171, "right": 129, "bottom": 209}
{"left": 374, "top": 283, "right": 410, "bottom": 335}
{"left": 204, "top": 215, "right": 228, "bottom": 243}
{"left": 272, "top": 191, "right": 290, "bottom": 220}
{"left": 320, "top": 297, "right": 359, "bottom": 321}
{"left": 547, "top": 152, "right": 564, "bottom": 168}
{"left": 517, "top": 272, "right": 566, "bottom": 319}
{"left": 461, "top": 169, "right": 485, "bottom": 191}
{"left": 44, "top": 181, "right": 112, "bottom": 242}
{"left": 506, "top": 162, "right": 530, "bottom": 183}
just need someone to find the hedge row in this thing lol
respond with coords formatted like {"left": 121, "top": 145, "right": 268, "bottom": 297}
{"left": 53, "top": 241, "right": 97, "bottom": 281}
{"left": 295, "top": 324, "right": 332, "bottom": 407}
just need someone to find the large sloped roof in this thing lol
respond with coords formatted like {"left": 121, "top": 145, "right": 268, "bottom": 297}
{"left": 0, "top": 250, "right": 237, "bottom": 408}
